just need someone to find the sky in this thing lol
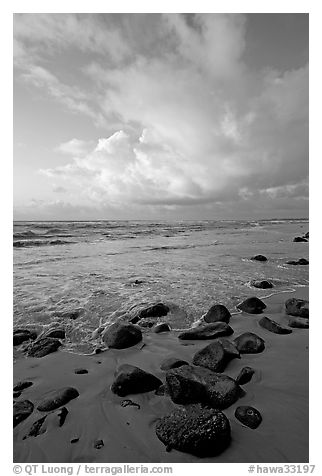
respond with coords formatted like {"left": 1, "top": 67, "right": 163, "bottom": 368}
{"left": 13, "top": 13, "right": 309, "bottom": 220}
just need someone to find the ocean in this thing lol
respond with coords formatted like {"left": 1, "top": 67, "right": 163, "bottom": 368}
{"left": 13, "top": 219, "right": 309, "bottom": 355}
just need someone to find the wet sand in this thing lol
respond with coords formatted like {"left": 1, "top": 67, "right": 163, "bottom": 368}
{"left": 13, "top": 287, "right": 309, "bottom": 463}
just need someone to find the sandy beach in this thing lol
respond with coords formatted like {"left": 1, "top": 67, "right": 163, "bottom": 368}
{"left": 13, "top": 286, "right": 309, "bottom": 463}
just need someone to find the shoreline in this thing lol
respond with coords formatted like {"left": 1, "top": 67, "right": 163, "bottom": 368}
{"left": 13, "top": 286, "right": 309, "bottom": 463}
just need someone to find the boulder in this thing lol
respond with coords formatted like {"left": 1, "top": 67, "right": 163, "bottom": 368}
{"left": 235, "top": 406, "right": 262, "bottom": 429}
{"left": 236, "top": 367, "right": 255, "bottom": 385}
{"left": 160, "top": 358, "right": 189, "bottom": 371}
{"left": 111, "top": 364, "right": 162, "bottom": 397}
{"left": 45, "top": 328, "right": 65, "bottom": 339}
{"left": 285, "top": 298, "right": 309, "bottom": 318}
{"left": 27, "top": 337, "right": 62, "bottom": 357}
{"left": 288, "top": 316, "right": 309, "bottom": 329}
{"left": 251, "top": 255, "right": 267, "bottom": 262}
{"left": 23, "top": 407, "right": 68, "bottom": 439}
{"left": 155, "top": 404, "right": 231, "bottom": 457}
{"left": 298, "top": 258, "right": 309, "bottom": 265}
{"left": 178, "top": 322, "right": 233, "bottom": 340}
{"left": 13, "top": 329, "right": 37, "bottom": 346}
{"left": 237, "top": 297, "right": 266, "bottom": 314}
{"left": 37, "top": 387, "right": 79, "bottom": 411}
{"left": 286, "top": 258, "right": 309, "bottom": 266}
{"left": 74, "top": 368, "right": 88, "bottom": 374}
{"left": 234, "top": 332, "right": 265, "bottom": 354}
{"left": 304, "top": 232, "right": 309, "bottom": 239}
{"left": 251, "top": 280, "right": 273, "bottom": 289}
{"left": 215, "top": 338, "right": 240, "bottom": 359}
{"left": 293, "top": 237, "right": 308, "bottom": 242}
{"left": 165, "top": 365, "right": 241, "bottom": 409}
{"left": 131, "top": 303, "right": 170, "bottom": 323}
{"left": 102, "top": 322, "right": 142, "bottom": 349}
{"left": 13, "top": 381, "right": 33, "bottom": 392}
{"left": 153, "top": 323, "right": 171, "bottom": 333}
{"left": 192, "top": 340, "right": 239, "bottom": 373}
{"left": 203, "top": 304, "right": 231, "bottom": 323}
{"left": 13, "top": 400, "right": 34, "bottom": 428}
{"left": 259, "top": 316, "right": 292, "bottom": 335}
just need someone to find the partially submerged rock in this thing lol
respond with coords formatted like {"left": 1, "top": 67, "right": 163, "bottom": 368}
{"left": 251, "top": 255, "right": 267, "bottom": 262}
{"left": 74, "top": 368, "right": 88, "bottom": 374}
{"left": 13, "top": 400, "right": 34, "bottom": 428}
{"left": 111, "top": 364, "right": 162, "bottom": 397}
{"left": 165, "top": 364, "right": 241, "bottom": 409}
{"left": 286, "top": 258, "right": 309, "bottom": 266}
{"left": 131, "top": 303, "right": 170, "bottom": 324}
{"left": 102, "top": 322, "right": 142, "bottom": 349}
{"left": 237, "top": 297, "right": 266, "bottom": 314}
{"left": 192, "top": 339, "right": 240, "bottom": 373}
{"left": 236, "top": 367, "right": 255, "bottom": 385}
{"left": 155, "top": 404, "right": 231, "bottom": 457}
{"left": 160, "top": 357, "right": 189, "bottom": 371}
{"left": 23, "top": 407, "right": 68, "bottom": 439}
{"left": 37, "top": 387, "right": 79, "bottom": 412}
{"left": 178, "top": 322, "right": 233, "bottom": 340}
{"left": 259, "top": 316, "right": 292, "bottom": 335}
{"left": 293, "top": 237, "right": 308, "bottom": 242}
{"left": 153, "top": 323, "right": 171, "bottom": 333}
{"left": 288, "top": 316, "right": 309, "bottom": 329}
{"left": 234, "top": 332, "right": 265, "bottom": 354}
{"left": 285, "top": 298, "right": 309, "bottom": 318}
{"left": 27, "top": 337, "right": 62, "bottom": 357}
{"left": 45, "top": 328, "right": 66, "bottom": 339}
{"left": 235, "top": 405, "right": 262, "bottom": 429}
{"left": 13, "top": 381, "right": 33, "bottom": 392}
{"left": 203, "top": 304, "right": 231, "bottom": 323}
{"left": 251, "top": 280, "right": 273, "bottom": 289}
{"left": 13, "top": 329, "right": 37, "bottom": 346}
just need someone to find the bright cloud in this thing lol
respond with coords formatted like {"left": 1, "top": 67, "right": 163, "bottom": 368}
{"left": 14, "top": 13, "right": 309, "bottom": 219}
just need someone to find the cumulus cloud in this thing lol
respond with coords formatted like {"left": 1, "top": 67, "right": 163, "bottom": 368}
{"left": 14, "top": 13, "right": 308, "bottom": 217}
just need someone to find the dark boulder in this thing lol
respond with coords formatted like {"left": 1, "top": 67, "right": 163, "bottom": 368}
{"left": 286, "top": 258, "right": 309, "bottom": 266}
{"left": 236, "top": 367, "right": 255, "bottom": 385}
{"left": 45, "top": 328, "right": 65, "bottom": 339}
{"left": 285, "top": 298, "right": 309, "bottom": 318}
{"left": 13, "top": 391, "right": 21, "bottom": 398}
{"left": 23, "top": 416, "right": 47, "bottom": 438}
{"left": 215, "top": 338, "right": 240, "bottom": 359}
{"left": 27, "top": 337, "right": 62, "bottom": 357}
{"left": 165, "top": 365, "right": 241, "bottom": 409}
{"left": 298, "top": 258, "right": 309, "bottom": 265}
{"left": 131, "top": 303, "right": 170, "bottom": 324}
{"left": 251, "top": 280, "right": 273, "bottom": 289}
{"left": 155, "top": 404, "right": 231, "bottom": 457}
{"left": 13, "top": 400, "right": 34, "bottom": 428}
{"left": 234, "top": 332, "right": 265, "bottom": 354}
{"left": 288, "top": 316, "right": 309, "bottom": 329}
{"left": 237, "top": 297, "right": 266, "bottom": 314}
{"left": 120, "top": 399, "right": 140, "bottom": 409}
{"left": 23, "top": 407, "right": 68, "bottom": 439}
{"left": 37, "top": 387, "right": 79, "bottom": 412}
{"left": 293, "top": 237, "right": 308, "bottom": 242}
{"left": 203, "top": 304, "right": 231, "bottom": 323}
{"left": 235, "top": 405, "right": 262, "bottom": 429}
{"left": 153, "top": 323, "right": 171, "bottom": 333}
{"left": 304, "top": 232, "right": 309, "bottom": 239}
{"left": 13, "top": 381, "right": 33, "bottom": 392}
{"left": 192, "top": 340, "right": 239, "bottom": 373}
{"left": 13, "top": 329, "right": 37, "bottom": 346}
{"left": 74, "top": 368, "right": 88, "bottom": 374}
{"left": 251, "top": 255, "right": 267, "bottom": 262}
{"left": 160, "top": 357, "right": 189, "bottom": 371}
{"left": 102, "top": 322, "right": 142, "bottom": 349}
{"left": 178, "top": 322, "right": 233, "bottom": 340}
{"left": 259, "top": 316, "right": 292, "bottom": 335}
{"left": 111, "top": 364, "right": 162, "bottom": 397}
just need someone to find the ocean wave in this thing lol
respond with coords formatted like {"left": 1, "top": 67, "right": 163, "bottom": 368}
{"left": 13, "top": 239, "right": 75, "bottom": 248}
